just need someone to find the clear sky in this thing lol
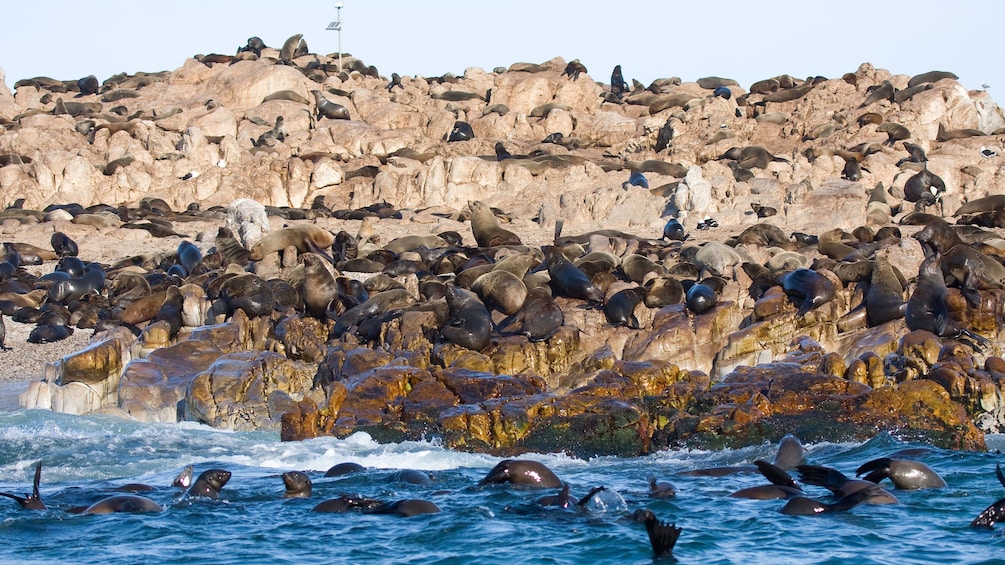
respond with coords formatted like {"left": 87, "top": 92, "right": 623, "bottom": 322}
{"left": 1, "top": 1, "right": 1002, "bottom": 101}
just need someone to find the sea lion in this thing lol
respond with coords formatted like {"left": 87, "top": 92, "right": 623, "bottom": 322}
{"left": 908, "top": 70, "right": 958, "bottom": 87}
{"left": 772, "top": 434, "right": 808, "bottom": 470}
{"left": 447, "top": 121, "right": 474, "bottom": 142}
{"left": 82, "top": 494, "right": 163, "bottom": 514}
{"left": 311, "top": 90, "right": 350, "bottom": 120}
{"left": 324, "top": 462, "right": 366, "bottom": 477}
{"left": 0, "top": 461, "right": 46, "bottom": 510}
{"left": 542, "top": 246, "right": 604, "bottom": 303}
{"left": 367, "top": 499, "right": 441, "bottom": 517}
{"left": 610, "top": 65, "right": 628, "bottom": 98}
{"left": 971, "top": 461, "right": 1005, "bottom": 528}
{"left": 470, "top": 269, "right": 527, "bottom": 315}
{"left": 779, "top": 484, "right": 884, "bottom": 515}
{"left": 730, "top": 461, "right": 803, "bottom": 500}
{"left": 903, "top": 168, "right": 945, "bottom": 209}
{"left": 497, "top": 286, "right": 564, "bottom": 341}
{"left": 782, "top": 268, "right": 836, "bottom": 316}
{"left": 50, "top": 231, "right": 78, "bottom": 257}
{"left": 187, "top": 468, "right": 231, "bottom": 499}
{"left": 390, "top": 469, "right": 432, "bottom": 485}
{"left": 441, "top": 283, "right": 492, "bottom": 351}
{"left": 662, "top": 218, "right": 687, "bottom": 241}
{"left": 621, "top": 254, "right": 665, "bottom": 283}
{"left": 219, "top": 274, "right": 275, "bottom": 319}
{"left": 173, "top": 465, "right": 194, "bottom": 488}
{"left": 643, "top": 275, "right": 684, "bottom": 308}
{"left": 860, "top": 80, "right": 895, "bottom": 107}
{"left": 312, "top": 495, "right": 384, "bottom": 513}
{"left": 282, "top": 471, "right": 312, "bottom": 498}
{"left": 638, "top": 509, "right": 682, "bottom": 559}
{"left": 467, "top": 200, "right": 521, "bottom": 247}
{"left": 301, "top": 252, "right": 338, "bottom": 319}
{"left": 905, "top": 254, "right": 989, "bottom": 346}
{"left": 796, "top": 465, "right": 900, "bottom": 504}
{"left": 685, "top": 281, "right": 717, "bottom": 314}
{"left": 855, "top": 457, "right": 947, "bottom": 489}
{"left": 647, "top": 475, "right": 677, "bottom": 499}
{"left": 603, "top": 286, "right": 646, "bottom": 329}
{"left": 478, "top": 459, "right": 562, "bottom": 488}
{"left": 176, "top": 240, "right": 202, "bottom": 276}
{"left": 865, "top": 256, "right": 906, "bottom": 325}
{"left": 249, "top": 224, "right": 334, "bottom": 261}
{"left": 561, "top": 59, "right": 587, "bottom": 80}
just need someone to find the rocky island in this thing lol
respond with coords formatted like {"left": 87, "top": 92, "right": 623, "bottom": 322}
{"left": 1, "top": 34, "right": 1004, "bottom": 456}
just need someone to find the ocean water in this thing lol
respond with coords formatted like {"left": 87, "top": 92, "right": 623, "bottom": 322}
{"left": 1, "top": 409, "right": 1004, "bottom": 565}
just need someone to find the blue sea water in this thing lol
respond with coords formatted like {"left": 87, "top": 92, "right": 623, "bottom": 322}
{"left": 1, "top": 409, "right": 1004, "bottom": 564}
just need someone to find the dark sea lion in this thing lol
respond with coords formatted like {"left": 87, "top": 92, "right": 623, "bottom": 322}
{"left": 855, "top": 457, "right": 947, "bottom": 489}
{"left": 860, "top": 80, "right": 896, "bottom": 107}
{"left": 903, "top": 168, "right": 945, "bottom": 208}
{"left": 610, "top": 64, "right": 628, "bottom": 98}
{"left": 279, "top": 33, "right": 307, "bottom": 63}
{"left": 28, "top": 324, "right": 73, "bottom": 344}
{"left": 0, "top": 461, "right": 46, "bottom": 510}
{"left": 604, "top": 286, "right": 646, "bottom": 329}
{"left": 50, "top": 232, "right": 78, "bottom": 257}
{"left": 312, "top": 495, "right": 384, "bottom": 513}
{"left": 662, "top": 218, "right": 688, "bottom": 241}
{"left": 282, "top": 471, "right": 312, "bottom": 498}
{"left": 497, "top": 286, "right": 563, "bottom": 341}
{"left": 478, "top": 459, "right": 562, "bottom": 488}
{"left": 865, "top": 256, "right": 906, "bottom": 325}
{"left": 954, "top": 195, "right": 1005, "bottom": 217}
{"left": 77, "top": 75, "right": 99, "bottom": 96}
{"left": 908, "top": 70, "right": 958, "bottom": 87}
{"left": 82, "top": 494, "right": 163, "bottom": 514}
{"left": 441, "top": 283, "right": 491, "bottom": 351}
{"left": 219, "top": 274, "right": 275, "bottom": 318}
{"left": 779, "top": 484, "right": 884, "bottom": 515}
{"left": 877, "top": 122, "right": 911, "bottom": 147}
{"left": 796, "top": 465, "right": 899, "bottom": 504}
{"left": 639, "top": 509, "right": 682, "bottom": 559}
{"left": 249, "top": 224, "right": 335, "bottom": 261}
{"left": 153, "top": 285, "right": 184, "bottom": 337}
{"left": 367, "top": 499, "right": 441, "bottom": 517}
{"left": 543, "top": 246, "right": 604, "bottom": 303}
{"left": 782, "top": 268, "right": 835, "bottom": 316}
{"left": 937, "top": 122, "right": 987, "bottom": 141}
{"left": 391, "top": 469, "right": 432, "bottom": 485}
{"left": 330, "top": 288, "right": 416, "bottom": 337}
{"left": 467, "top": 200, "right": 521, "bottom": 247}
{"left": 685, "top": 281, "right": 717, "bottom": 314}
{"left": 905, "top": 253, "right": 988, "bottom": 347}
{"left": 561, "top": 59, "right": 587, "bottom": 80}
{"left": 535, "top": 482, "right": 576, "bottom": 507}
{"left": 447, "top": 121, "right": 474, "bottom": 142}
{"left": 176, "top": 240, "right": 202, "bottom": 276}
{"left": 971, "top": 461, "right": 1005, "bottom": 528}
{"left": 187, "top": 469, "right": 231, "bottom": 499}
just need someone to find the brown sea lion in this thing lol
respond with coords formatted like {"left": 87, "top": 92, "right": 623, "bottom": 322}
{"left": 467, "top": 201, "right": 522, "bottom": 247}
{"left": 249, "top": 224, "right": 335, "bottom": 261}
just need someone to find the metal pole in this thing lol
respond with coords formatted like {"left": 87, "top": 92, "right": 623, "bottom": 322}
{"left": 337, "top": 5, "right": 343, "bottom": 73}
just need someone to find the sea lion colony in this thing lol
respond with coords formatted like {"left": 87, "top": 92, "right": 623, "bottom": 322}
{"left": 2, "top": 35, "right": 1005, "bottom": 452}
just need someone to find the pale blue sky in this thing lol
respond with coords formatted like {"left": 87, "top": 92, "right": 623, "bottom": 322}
{"left": 2, "top": 1, "right": 1001, "bottom": 100}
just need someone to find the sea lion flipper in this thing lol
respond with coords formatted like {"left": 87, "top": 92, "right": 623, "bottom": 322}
{"left": 0, "top": 491, "right": 28, "bottom": 506}
{"left": 642, "top": 509, "right": 682, "bottom": 558}
{"left": 32, "top": 461, "right": 42, "bottom": 501}
{"left": 996, "top": 460, "right": 1005, "bottom": 489}
{"left": 971, "top": 497, "right": 1005, "bottom": 529}
{"left": 754, "top": 460, "right": 798, "bottom": 489}
{"left": 855, "top": 457, "right": 891, "bottom": 478}
{"left": 575, "top": 486, "right": 606, "bottom": 507}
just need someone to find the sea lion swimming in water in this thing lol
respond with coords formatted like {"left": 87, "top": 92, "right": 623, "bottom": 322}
{"left": 855, "top": 457, "right": 947, "bottom": 489}
{"left": 282, "top": 471, "right": 312, "bottom": 498}
{"left": 81, "top": 494, "right": 163, "bottom": 514}
{"left": 0, "top": 461, "right": 46, "bottom": 510}
{"left": 779, "top": 484, "right": 885, "bottom": 515}
{"left": 187, "top": 469, "right": 231, "bottom": 499}
{"left": 478, "top": 459, "right": 562, "bottom": 488}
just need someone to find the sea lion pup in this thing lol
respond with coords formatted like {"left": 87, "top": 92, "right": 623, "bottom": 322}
{"left": 0, "top": 461, "right": 46, "bottom": 510}
{"left": 81, "top": 495, "right": 163, "bottom": 514}
{"left": 779, "top": 484, "right": 885, "bottom": 516}
{"left": 311, "top": 90, "right": 350, "bottom": 120}
{"left": 478, "top": 459, "right": 563, "bottom": 488}
{"left": 796, "top": 465, "right": 900, "bottom": 504}
{"left": 971, "top": 461, "right": 1005, "bottom": 529}
{"left": 440, "top": 283, "right": 491, "bottom": 351}
{"left": 638, "top": 509, "right": 682, "bottom": 559}
{"left": 855, "top": 457, "right": 947, "bottom": 489}
{"left": 282, "top": 471, "right": 312, "bottom": 498}
{"left": 496, "top": 286, "right": 564, "bottom": 341}
{"left": 249, "top": 224, "right": 335, "bottom": 262}
{"left": 366, "top": 499, "right": 441, "bottom": 517}
{"left": 467, "top": 200, "right": 521, "bottom": 247}
{"left": 730, "top": 460, "right": 804, "bottom": 500}
{"left": 187, "top": 469, "right": 232, "bottom": 499}
{"left": 782, "top": 268, "right": 836, "bottom": 316}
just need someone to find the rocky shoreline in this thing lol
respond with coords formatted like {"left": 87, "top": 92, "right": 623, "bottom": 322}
{"left": 2, "top": 35, "right": 1005, "bottom": 455}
